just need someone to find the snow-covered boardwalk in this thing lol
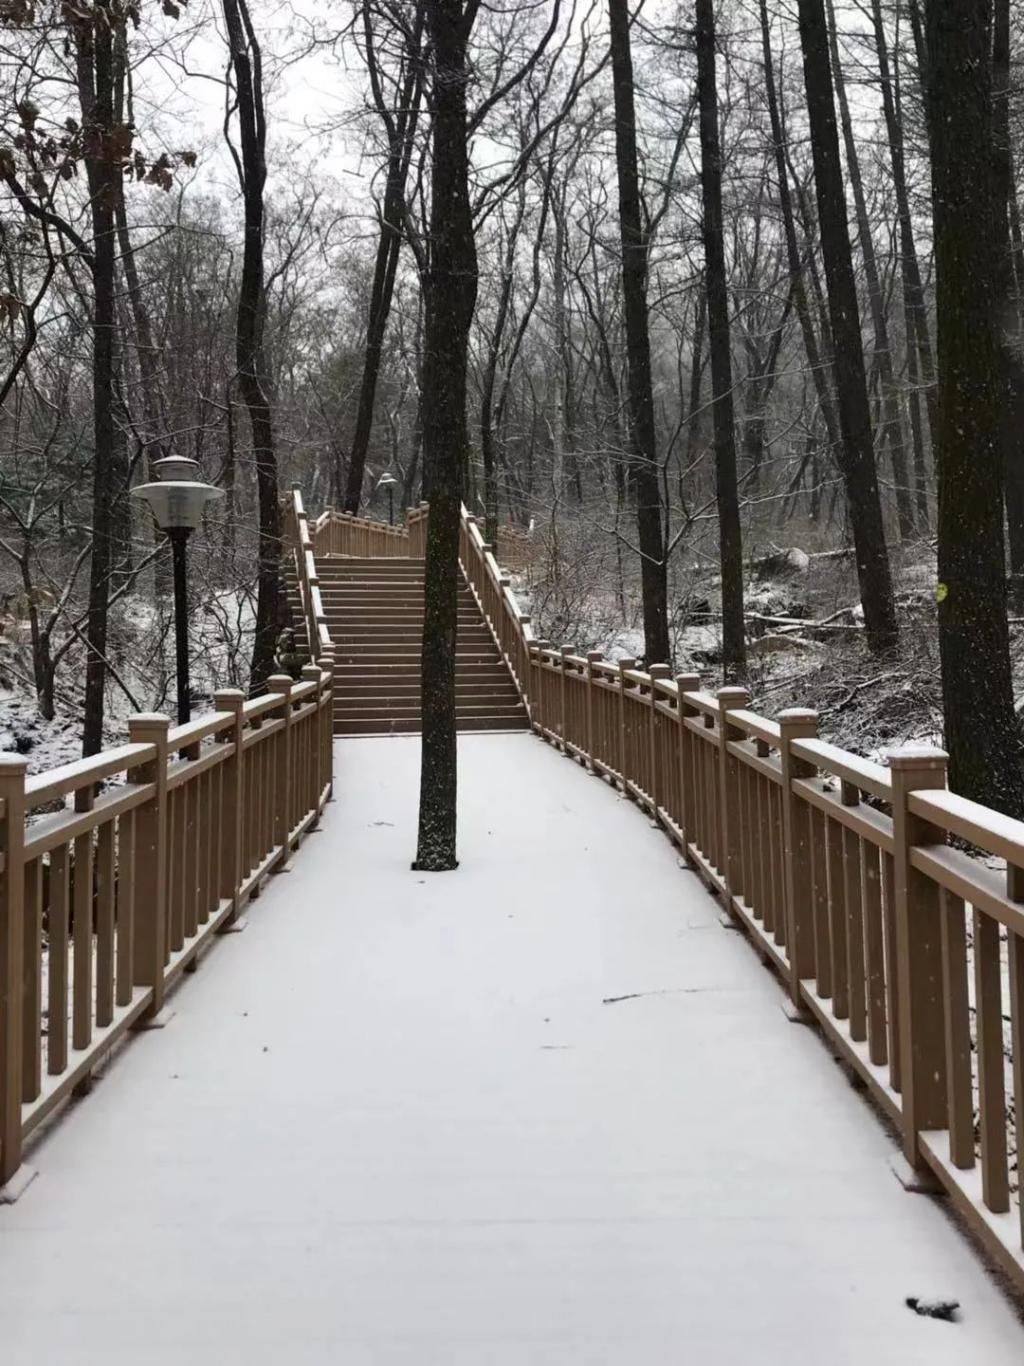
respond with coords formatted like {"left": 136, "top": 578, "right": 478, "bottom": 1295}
{"left": 2, "top": 734, "right": 1023, "bottom": 1363}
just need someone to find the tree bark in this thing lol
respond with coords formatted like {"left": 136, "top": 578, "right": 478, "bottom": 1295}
{"left": 75, "top": 2, "right": 126, "bottom": 756}
{"left": 344, "top": 3, "right": 425, "bottom": 512}
{"left": 926, "top": 0, "right": 1024, "bottom": 813}
{"left": 223, "top": 0, "right": 281, "bottom": 691}
{"left": 871, "top": 0, "right": 936, "bottom": 528}
{"left": 826, "top": 0, "right": 913, "bottom": 540}
{"left": 696, "top": 0, "right": 745, "bottom": 681}
{"left": 608, "top": 0, "right": 670, "bottom": 665}
{"left": 414, "top": 0, "right": 478, "bottom": 871}
{"left": 991, "top": 0, "right": 1024, "bottom": 594}
{"left": 796, "top": 0, "right": 898, "bottom": 651}
{"left": 758, "top": 0, "right": 840, "bottom": 458}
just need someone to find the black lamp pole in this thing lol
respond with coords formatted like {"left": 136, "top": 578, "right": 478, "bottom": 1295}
{"left": 388, "top": 485, "right": 394, "bottom": 525}
{"left": 168, "top": 527, "right": 191, "bottom": 725}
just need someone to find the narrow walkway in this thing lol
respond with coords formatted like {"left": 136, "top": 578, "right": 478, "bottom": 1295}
{"left": 3, "top": 736, "right": 1023, "bottom": 1363}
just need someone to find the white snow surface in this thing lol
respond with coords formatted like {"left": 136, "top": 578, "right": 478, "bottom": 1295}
{"left": 3, "top": 733, "right": 1023, "bottom": 1363}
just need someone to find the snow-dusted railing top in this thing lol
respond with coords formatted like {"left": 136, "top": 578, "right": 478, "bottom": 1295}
{"left": 0, "top": 655, "right": 334, "bottom": 1202}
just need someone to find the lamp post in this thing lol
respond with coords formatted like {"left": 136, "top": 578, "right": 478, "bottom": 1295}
{"left": 131, "top": 455, "right": 224, "bottom": 725}
{"left": 376, "top": 471, "right": 398, "bottom": 526}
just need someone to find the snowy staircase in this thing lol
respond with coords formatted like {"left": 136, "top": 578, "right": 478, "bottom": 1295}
{"left": 289, "top": 557, "right": 527, "bottom": 736}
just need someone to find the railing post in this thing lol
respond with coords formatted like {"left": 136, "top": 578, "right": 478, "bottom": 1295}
{"left": 319, "top": 648, "right": 335, "bottom": 800}
{"left": 778, "top": 708, "right": 819, "bottom": 1011}
{"left": 585, "top": 652, "right": 602, "bottom": 769}
{"left": 716, "top": 687, "right": 751, "bottom": 907}
{"left": 0, "top": 756, "right": 27, "bottom": 1195}
{"left": 648, "top": 664, "right": 671, "bottom": 813}
{"left": 559, "top": 646, "right": 570, "bottom": 751}
{"left": 675, "top": 674, "right": 701, "bottom": 852}
{"left": 213, "top": 689, "right": 246, "bottom": 921}
{"left": 889, "top": 746, "right": 949, "bottom": 1175}
{"left": 128, "top": 713, "right": 170, "bottom": 1020}
{"left": 267, "top": 675, "right": 294, "bottom": 861}
{"left": 534, "top": 641, "right": 550, "bottom": 737}
{"left": 302, "top": 665, "right": 323, "bottom": 827}
{"left": 616, "top": 658, "right": 635, "bottom": 788}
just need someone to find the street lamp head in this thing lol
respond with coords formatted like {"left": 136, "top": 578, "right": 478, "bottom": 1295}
{"left": 376, "top": 472, "right": 398, "bottom": 489}
{"left": 131, "top": 452, "right": 225, "bottom": 532}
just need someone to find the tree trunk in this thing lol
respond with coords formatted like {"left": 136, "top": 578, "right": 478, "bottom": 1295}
{"left": 872, "top": 0, "right": 938, "bottom": 483}
{"left": 758, "top": 0, "right": 840, "bottom": 458}
{"left": 696, "top": 0, "right": 745, "bottom": 681}
{"left": 414, "top": 0, "right": 478, "bottom": 872}
{"left": 608, "top": 0, "right": 670, "bottom": 665}
{"left": 344, "top": 4, "right": 425, "bottom": 513}
{"left": 991, "top": 0, "right": 1024, "bottom": 594}
{"left": 223, "top": 0, "right": 281, "bottom": 691}
{"left": 797, "top": 0, "right": 898, "bottom": 651}
{"left": 926, "top": 0, "right": 1023, "bottom": 813}
{"left": 826, "top": 0, "right": 913, "bottom": 540}
{"left": 76, "top": 2, "right": 125, "bottom": 756}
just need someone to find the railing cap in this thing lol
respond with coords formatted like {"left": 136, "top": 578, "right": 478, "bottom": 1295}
{"left": 717, "top": 685, "right": 750, "bottom": 703}
{"left": 887, "top": 746, "right": 948, "bottom": 772}
{"left": 129, "top": 712, "right": 171, "bottom": 728}
{"left": 0, "top": 753, "right": 28, "bottom": 774}
{"left": 778, "top": 707, "right": 818, "bottom": 726}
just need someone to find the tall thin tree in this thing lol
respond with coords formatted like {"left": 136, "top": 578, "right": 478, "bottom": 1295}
{"left": 608, "top": 0, "right": 670, "bottom": 666}
{"left": 796, "top": 0, "right": 898, "bottom": 652}
{"left": 414, "top": 0, "right": 478, "bottom": 871}
{"left": 223, "top": 0, "right": 281, "bottom": 690}
{"left": 695, "top": 0, "right": 744, "bottom": 681}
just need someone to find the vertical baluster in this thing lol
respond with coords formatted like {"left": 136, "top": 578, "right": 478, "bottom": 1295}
{"left": 22, "top": 859, "right": 42, "bottom": 1102}
{"left": 939, "top": 888, "right": 973, "bottom": 1168}
{"left": 115, "top": 810, "right": 136, "bottom": 1008}
{"left": 95, "top": 822, "right": 115, "bottom": 1028}
{"left": 881, "top": 847, "right": 900, "bottom": 1092}
{"left": 72, "top": 788, "right": 94, "bottom": 1052}
{"left": 0, "top": 757, "right": 27, "bottom": 1188}
{"left": 128, "top": 714, "right": 170, "bottom": 1017}
{"left": 975, "top": 908, "right": 1009, "bottom": 1211}
{"left": 1007, "top": 919, "right": 1024, "bottom": 1248}
{"left": 841, "top": 785, "right": 866, "bottom": 1041}
{"left": 48, "top": 844, "right": 70, "bottom": 1074}
{"left": 860, "top": 841, "right": 887, "bottom": 1065}
{"left": 826, "top": 815, "right": 849, "bottom": 1019}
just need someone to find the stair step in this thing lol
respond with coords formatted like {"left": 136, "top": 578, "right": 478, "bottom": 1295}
{"left": 335, "top": 715, "right": 529, "bottom": 736}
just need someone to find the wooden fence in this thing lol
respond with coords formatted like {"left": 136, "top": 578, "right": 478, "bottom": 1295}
{"left": 0, "top": 508, "right": 335, "bottom": 1199}
{"left": 458, "top": 503, "right": 1024, "bottom": 1295}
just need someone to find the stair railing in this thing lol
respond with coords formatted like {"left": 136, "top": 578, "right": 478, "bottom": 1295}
{"left": 285, "top": 486, "right": 333, "bottom": 669}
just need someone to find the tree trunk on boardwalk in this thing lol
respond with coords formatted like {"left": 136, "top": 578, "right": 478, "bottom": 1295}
{"left": 796, "top": 0, "right": 898, "bottom": 653}
{"left": 696, "top": 0, "right": 744, "bottom": 682}
{"left": 414, "top": 0, "right": 478, "bottom": 872}
{"left": 926, "top": 0, "right": 1024, "bottom": 814}
{"left": 223, "top": 0, "right": 281, "bottom": 692}
{"left": 344, "top": 4, "right": 425, "bottom": 513}
{"left": 608, "top": 0, "right": 670, "bottom": 666}
{"left": 76, "top": 1, "right": 126, "bottom": 756}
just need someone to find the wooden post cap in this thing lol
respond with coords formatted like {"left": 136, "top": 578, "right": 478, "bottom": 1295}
{"left": 649, "top": 663, "right": 672, "bottom": 678}
{"left": 886, "top": 746, "right": 948, "bottom": 772}
{"left": 778, "top": 708, "right": 818, "bottom": 730}
{"left": 675, "top": 672, "right": 701, "bottom": 690}
{"left": 0, "top": 754, "right": 28, "bottom": 775}
{"left": 717, "top": 686, "right": 750, "bottom": 708}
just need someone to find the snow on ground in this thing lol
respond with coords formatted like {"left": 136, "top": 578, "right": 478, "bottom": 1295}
{"left": 3, "top": 734, "right": 1023, "bottom": 1364}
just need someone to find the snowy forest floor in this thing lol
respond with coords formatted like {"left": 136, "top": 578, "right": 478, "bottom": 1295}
{"left": 4, "top": 735, "right": 1024, "bottom": 1364}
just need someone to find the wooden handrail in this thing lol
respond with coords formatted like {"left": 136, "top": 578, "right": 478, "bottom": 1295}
{"left": 0, "top": 575, "right": 335, "bottom": 1198}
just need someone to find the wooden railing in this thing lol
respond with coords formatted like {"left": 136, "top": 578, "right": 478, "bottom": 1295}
{"left": 458, "top": 504, "right": 1024, "bottom": 1294}
{"left": 0, "top": 634, "right": 334, "bottom": 1201}
{"left": 284, "top": 486, "right": 332, "bottom": 666}
{"left": 312, "top": 506, "right": 422, "bottom": 559}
